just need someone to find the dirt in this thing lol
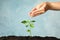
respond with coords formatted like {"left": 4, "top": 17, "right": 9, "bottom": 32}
{"left": 0, "top": 36, "right": 60, "bottom": 40}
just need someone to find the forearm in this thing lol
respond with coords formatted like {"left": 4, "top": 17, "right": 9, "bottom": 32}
{"left": 47, "top": 2, "right": 60, "bottom": 10}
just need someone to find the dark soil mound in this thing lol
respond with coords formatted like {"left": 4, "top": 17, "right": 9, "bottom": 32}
{"left": 0, "top": 36, "right": 60, "bottom": 40}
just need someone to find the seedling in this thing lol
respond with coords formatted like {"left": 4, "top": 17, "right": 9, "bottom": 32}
{"left": 21, "top": 20, "right": 36, "bottom": 36}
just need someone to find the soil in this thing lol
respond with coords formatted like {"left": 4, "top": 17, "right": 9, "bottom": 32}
{"left": 0, "top": 36, "right": 60, "bottom": 40}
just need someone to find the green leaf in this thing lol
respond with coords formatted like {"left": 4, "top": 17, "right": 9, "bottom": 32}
{"left": 27, "top": 29, "right": 31, "bottom": 32}
{"left": 27, "top": 20, "right": 30, "bottom": 23}
{"left": 21, "top": 20, "right": 27, "bottom": 24}
{"left": 30, "top": 23, "right": 34, "bottom": 28}
{"left": 31, "top": 20, "right": 35, "bottom": 22}
{"left": 26, "top": 25, "right": 28, "bottom": 27}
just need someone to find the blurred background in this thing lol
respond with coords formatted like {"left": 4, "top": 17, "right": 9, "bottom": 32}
{"left": 0, "top": 0, "right": 60, "bottom": 38}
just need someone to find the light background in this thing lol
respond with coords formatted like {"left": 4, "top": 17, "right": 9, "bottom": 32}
{"left": 0, "top": 0, "right": 60, "bottom": 38}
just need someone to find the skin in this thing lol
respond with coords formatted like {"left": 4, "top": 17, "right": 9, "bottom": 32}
{"left": 29, "top": 2, "right": 60, "bottom": 17}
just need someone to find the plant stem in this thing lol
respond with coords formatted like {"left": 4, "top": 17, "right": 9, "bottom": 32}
{"left": 30, "top": 27, "right": 32, "bottom": 36}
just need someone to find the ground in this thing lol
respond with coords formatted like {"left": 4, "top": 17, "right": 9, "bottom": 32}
{"left": 0, "top": 36, "right": 60, "bottom": 40}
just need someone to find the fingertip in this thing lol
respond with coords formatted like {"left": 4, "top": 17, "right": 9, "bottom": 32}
{"left": 29, "top": 12, "right": 31, "bottom": 15}
{"left": 29, "top": 12, "right": 32, "bottom": 17}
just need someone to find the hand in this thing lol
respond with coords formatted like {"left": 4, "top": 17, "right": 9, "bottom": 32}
{"left": 29, "top": 2, "right": 49, "bottom": 17}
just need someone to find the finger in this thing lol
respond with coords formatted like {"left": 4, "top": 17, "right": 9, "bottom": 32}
{"left": 29, "top": 10, "right": 38, "bottom": 17}
{"left": 30, "top": 10, "right": 45, "bottom": 17}
{"left": 32, "top": 11, "right": 45, "bottom": 17}
{"left": 32, "top": 8, "right": 37, "bottom": 11}
{"left": 31, "top": 3, "right": 46, "bottom": 17}
{"left": 30, "top": 9, "right": 43, "bottom": 17}
{"left": 32, "top": 8, "right": 44, "bottom": 14}
{"left": 32, "top": 3, "right": 46, "bottom": 14}
{"left": 29, "top": 12, "right": 32, "bottom": 17}
{"left": 29, "top": 2, "right": 46, "bottom": 17}
{"left": 29, "top": 8, "right": 37, "bottom": 17}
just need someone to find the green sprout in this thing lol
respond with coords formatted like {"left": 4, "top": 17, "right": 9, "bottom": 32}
{"left": 21, "top": 20, "right": 36, "bottom": 36}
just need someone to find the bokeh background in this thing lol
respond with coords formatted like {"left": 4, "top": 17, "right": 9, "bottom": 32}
{"left": 0, "top": 0, "right": 60, "bottom": 38}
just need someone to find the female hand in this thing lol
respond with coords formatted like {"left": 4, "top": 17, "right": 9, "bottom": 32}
{"left": 29, "top": 2, "right": 49, "bottom": 17}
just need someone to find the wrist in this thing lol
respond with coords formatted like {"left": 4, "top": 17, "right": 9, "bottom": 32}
{"left": 46, "top": 2, "right": 51, "bottom": 10}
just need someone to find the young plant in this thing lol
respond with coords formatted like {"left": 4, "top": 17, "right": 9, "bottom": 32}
{"left": 21, "top": 20, "right": 36, "bottom": 36}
